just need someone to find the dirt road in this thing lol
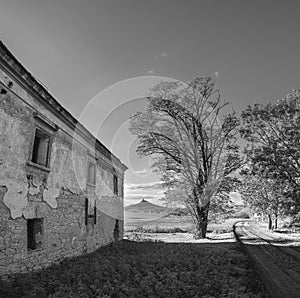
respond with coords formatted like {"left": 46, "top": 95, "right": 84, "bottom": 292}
{"left": 234, "top": 221, "right": 300, "bottom": 298}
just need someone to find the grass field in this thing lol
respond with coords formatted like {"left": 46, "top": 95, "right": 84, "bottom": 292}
{"left": 0, "top": 209, "right": 266, "bottom": 297}
{"left": 0, "top": 240, "right": 266, "bottom": 297}
{"left": 124, "top": 210, "right": 170, "bottom": 226}
{"left": 125, "top": 209, "right": 240, "bottom": 234}
{"left": 125, "top": 211, "right": 193, "bottom": 230}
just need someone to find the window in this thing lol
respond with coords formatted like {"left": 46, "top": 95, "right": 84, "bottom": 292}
{"left": 85, "top": 198, "right": 96, "bottom": 225}
{"left": 87, "top": 161, "right": 96, "bottom": 185}
{"left": 27, "top": 218, "right": 43, "bottom": 250}
{"left": 31, "top": 128, "right": 50, "bottom": 167}
{"left": 113, "top": 175, "right": 118, "bottom": 195}
{"left": 114, "top": 219, "right": 120, "bottom": 241}
{"left": 85, "top": 198, "right": 97, "bottom": 235}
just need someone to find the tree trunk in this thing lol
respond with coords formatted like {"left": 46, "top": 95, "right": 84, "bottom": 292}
{"left": 268, "top": 214, "right": 272, "bottom": 230}
{"left": 274, "top": 213, "right": 278, "bottom": 230}
{"left": 194, "top": 203, "right": 210, "bottom": 239}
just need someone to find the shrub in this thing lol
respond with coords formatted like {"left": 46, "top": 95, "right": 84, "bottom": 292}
{"left": 234, "top": 211, "right": 250, "bottom": 219}
{"left": 125, "top": 226, "right": 187, "bottom": 233}
{"left": 168, "top": 208, "right": 190, "bottom": 217}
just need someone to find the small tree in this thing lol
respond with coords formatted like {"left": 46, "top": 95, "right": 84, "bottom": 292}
{"left": 130, "top": 77, "right": 240, "bottom": 238}
{"left": 239, "top": 174, "right": 289, "bottom": 229}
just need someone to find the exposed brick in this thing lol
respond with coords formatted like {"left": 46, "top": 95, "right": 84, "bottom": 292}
{"left": 0, "top": 42, "right": 126, "bottom": 276}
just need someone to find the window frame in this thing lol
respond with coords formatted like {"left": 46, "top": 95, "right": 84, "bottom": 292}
{"left": 27, "top": 218, "right": 43, "bottom": 251}
{"left": 85, "top": 198, "right": 97, "bottom": 225}
{"left": 113, "top": 174, "right": 118, "bottom": 196}
{"left": 113, "top": 219, "right": 120, "bottom": 241}
{"left": 87, "top": 160, "right": 96, "bottom": 186}
{"left": 27, "top": 113, "right": 57, "bottom": 172}
{"left": 30, "top": 127, "right": 52, "bottom": 168}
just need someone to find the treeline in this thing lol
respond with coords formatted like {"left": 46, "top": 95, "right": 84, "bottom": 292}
{"left": 238, "top": 89, "right": 300, "bottom": 229}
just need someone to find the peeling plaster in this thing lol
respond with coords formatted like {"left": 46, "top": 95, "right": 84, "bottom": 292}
{"left": 43, "top": 188, "right": 59, "bottom": 209}
{"left": 43, "top": 141, "right": 87, "bottom": 208}
{"left": 27, "top": 175, "right": 41, "bottom": 196}
{"left": 95, "top": 167, "right": 123, "bottom": 220}
{"left": 0, "top": 47, "right": 127, "bottom": 276}
{"left": 22, "top": 205, "right": 37, "bottom": 219}
{"left": 1, "top": 94, "right": 124, "bottom": 221}
{"left": 0, "top": 110, "right": 29, "bottom": 219}
{"left": 2, "top": 179, "right": 28, "bottom": 219}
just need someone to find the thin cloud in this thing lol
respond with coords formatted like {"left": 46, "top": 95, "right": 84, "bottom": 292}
{"left": 153, "top": 53, "right": 168, "bottom": 62}
{"left": 214, "top": 71, "right": 219, "bottom": 77}
{"left": 124, "top": 182, "right": 165, "bottom": 206}
{"left": 126, "top": 181, "right": 163, "bottom": 191}
{"left": 147, "top": 69, "right": 154, "bottom": 74}
{"left": 135, "top": 168, "right": 150, "bottom": 174}
{"left": 124, "top": 181, "right": 164, "bottom": 202}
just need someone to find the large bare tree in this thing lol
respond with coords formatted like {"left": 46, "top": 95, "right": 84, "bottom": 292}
{"left": 129, "top": 77, "right": 240, "bottom": 238}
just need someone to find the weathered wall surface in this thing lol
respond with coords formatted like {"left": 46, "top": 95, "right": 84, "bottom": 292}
{"left": 0, "top": 67, "right": 125, "bottom": 276}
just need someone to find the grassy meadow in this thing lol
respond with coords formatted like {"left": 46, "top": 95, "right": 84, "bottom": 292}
{"left": 124, "top": 204, "right": 240, "bottom": 239}
{"left": 1, "top": 240, "right": 266, "bottom": 297}
{"left": 0, "top": 203, "right": 267, "bottom": 297}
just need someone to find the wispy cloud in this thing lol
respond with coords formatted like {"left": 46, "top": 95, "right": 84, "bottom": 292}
{"left": 153, "top": 52, "right": 168, "bottom": 62}
{"left": 147, "top": 69, "right": 154, "bottom": 74}
{"left": 134, "top": 168, "right": 149, "bottom": 175}
{"left": 214, "top": 71, "right": 219, "bottom": 77}
{"left": 124, "top": 181, "right": 165, "bottom": 205}
{"left": 125, "top": 181, "right": 163, "bottom": 191}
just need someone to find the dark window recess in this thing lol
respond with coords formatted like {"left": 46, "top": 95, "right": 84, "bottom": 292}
{"left": 31, "top": 129, "right": 50, "bottom": 167}
{"left": 85, "top": 198, "right": 97, "bottom": 225}
{"left": 87, "top": 162, "right": 96, "bottom": 185}
{"left": 113, "top": 175, "right": 118, "bottom": 195}
{"left": 0, "top": 88, "right": 7, "bottom": 95}
{"left": 27, "top": 218, "right": 43, "bottom": 250}
{"left": 114, "top": 219, "right": 120, "bottom": 241}
{"left": 85, "top": 198, "right": 89, "bottom": 226}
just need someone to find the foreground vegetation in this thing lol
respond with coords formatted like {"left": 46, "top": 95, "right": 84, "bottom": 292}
{"left": 1, "top": 240, "right": 265, "bottom": 297}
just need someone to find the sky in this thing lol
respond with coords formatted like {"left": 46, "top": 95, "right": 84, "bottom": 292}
{"left": 1, "top": 0, "right": 300, "bottom": 206}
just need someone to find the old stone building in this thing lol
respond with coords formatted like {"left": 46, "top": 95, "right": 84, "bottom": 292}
{"left": 0, "top": 41, "right": 127, "bottom": 276}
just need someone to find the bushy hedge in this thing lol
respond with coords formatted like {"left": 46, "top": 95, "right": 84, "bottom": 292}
{"left": 126, "top": 225, "right": 187, "bottom": 233}
{"left": 167, "top": 208, "right": 190, "bottom": 217}
{"left": 234, "top": 211, "right": 250, "bottom": 219}
{"left": 0, "top": 241, "right": 265, "bottom": 297}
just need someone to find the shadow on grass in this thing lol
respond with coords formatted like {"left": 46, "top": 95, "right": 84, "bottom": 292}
{"left": 0, "top": 240, "right": 267, "bottom": 298}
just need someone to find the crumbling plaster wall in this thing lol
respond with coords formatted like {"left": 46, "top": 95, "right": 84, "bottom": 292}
{"left": 0, "top": 71, "right": 125, "bottom": 276}
{"left": 0, "top": 71, "right": 124, "bottom": 218}
{"left": 0, "top": 88, "right": 33, "bottom": 219}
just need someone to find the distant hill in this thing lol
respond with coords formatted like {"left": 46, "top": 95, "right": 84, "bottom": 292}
{"left": 125, "top": 199, "right": 170, "bottom": 214}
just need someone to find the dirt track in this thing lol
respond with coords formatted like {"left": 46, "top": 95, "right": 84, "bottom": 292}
{"left": 234, "top": 222, "right": 300, "bottom": 298}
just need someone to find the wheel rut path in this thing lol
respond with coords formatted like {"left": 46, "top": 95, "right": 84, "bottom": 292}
{"left": 234, "top": 222, "right": 300, "bottom": 298}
